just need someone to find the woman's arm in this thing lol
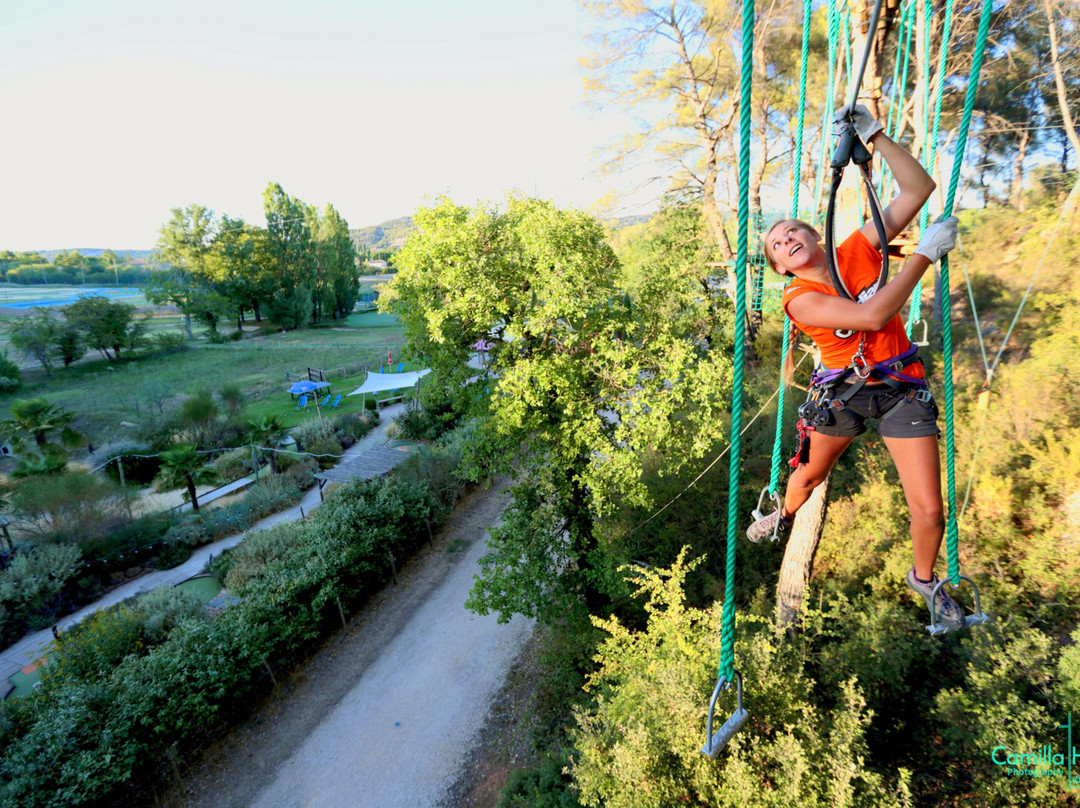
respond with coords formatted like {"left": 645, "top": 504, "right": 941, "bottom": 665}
{"left": 790, "top": 217, "right": 958, "bottom": 333}
{"left": 860, "top": 132, "right": 936, "bottom": 249}
{"left": 787, "top": 253, "right": 932, "bottom": 332}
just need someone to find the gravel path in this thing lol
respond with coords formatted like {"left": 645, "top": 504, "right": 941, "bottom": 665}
{"left": 174, "top": 478, "right": 533, "bottom": 808}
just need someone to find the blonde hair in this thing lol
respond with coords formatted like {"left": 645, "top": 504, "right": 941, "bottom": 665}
{"left": 762, "top": 218, "right": 818, "bottom": 385}
{"left": 762, "top": 218, "right": 822, "bottom": 274}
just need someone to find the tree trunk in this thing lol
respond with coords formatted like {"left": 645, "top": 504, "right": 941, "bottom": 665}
{"left": 776, "top": 475, "right": 830, "bottom": 626}
{"left": 1044, "top": 0, "right": 1080, "bottom": 166}
{"left": 1009, "top": 124, "right": 1031, "bottom": 211}
{"left": 186, "top": 477, "right": 200, "bottom": 511}
{"left": 184, "top": 311, "right": 194, "bottom": 341}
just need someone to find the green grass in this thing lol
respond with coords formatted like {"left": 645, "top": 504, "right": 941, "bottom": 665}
{"left": 0, "top": 320, "right": 410, "bottom": 445}
{"left": 173, "top": 575, "right": 224, "bottom": 604}
{"left": 343, "top": 310, "right": 401, "bottom": 329}
{"left": 8, "top": 665, "right": 44, "bottom": 699}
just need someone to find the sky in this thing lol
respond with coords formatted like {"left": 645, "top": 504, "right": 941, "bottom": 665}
{"left": 0, "top": 0, "right": 650, "bottom": 251}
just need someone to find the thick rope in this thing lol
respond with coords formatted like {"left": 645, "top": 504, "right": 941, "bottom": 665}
{"left": 909, "top": 0, "right": 956, "bottom": 341}
{"left": 719, "top": 0, "right": 755, "bottom": 686}
{"left": 882, "top": 0, "right": 916, "bottom": 201}
{"left": 939, "top": 0, "right": 994, "bottom": 585}
{"left": 768, "top": 0, "right": 812, "bottom": 498}
{"left": 813, "top": 0, "right": 841, "bottom": 227}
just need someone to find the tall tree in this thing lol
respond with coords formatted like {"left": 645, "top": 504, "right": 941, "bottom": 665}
{"left": 263, "top": 182, "right": 316, "bottom": 325}
{"left": 382, "top": 196, "right": 733, "bottom": 622}
{"left": 152, "top": 204, "right": 219, "bottom": 339}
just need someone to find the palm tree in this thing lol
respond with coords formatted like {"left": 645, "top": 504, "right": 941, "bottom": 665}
{"left": 245, "top": 415, "right": 287, "bottom": 474}
{"left": 3, "top": 397, "right": 78, "bottom": 449}
{"left": 156, "top": 444, "right": 217, "bottom": 511}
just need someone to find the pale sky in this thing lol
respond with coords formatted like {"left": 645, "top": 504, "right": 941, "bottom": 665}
{"left": 0, "top": 0, "right": 649, "bottom": 251}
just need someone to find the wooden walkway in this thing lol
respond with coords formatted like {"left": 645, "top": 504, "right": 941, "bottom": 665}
{"left": 314, "top": 444, "right": 416, "bottom": 486}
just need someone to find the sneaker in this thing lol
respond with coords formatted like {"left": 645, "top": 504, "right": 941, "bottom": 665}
{"left": 746, "top": 509, "right": 792, "bottom": 543}
{"left": 906, "top": 567, "right": 966, "bottom": 630}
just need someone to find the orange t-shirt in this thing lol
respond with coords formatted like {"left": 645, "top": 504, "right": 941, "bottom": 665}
{"left": 781, "top": 230, "right": 924, "bottom": 379}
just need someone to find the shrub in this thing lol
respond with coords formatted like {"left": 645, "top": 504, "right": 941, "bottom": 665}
{"left": 292, "top": 418, "right": 339, "bottom": 449}
{"left": 211, "top": 446, "right": 257, "bottom": 482}
{"left": 0, "top": 350, "right": 21, "bottom": 393}
{"left": 334, "top": 411, "right": 378, "bottom": 441}
{"left": 222, "top": 523, "right": 304, "bottom": 592}
{"left": 8, "top": 471, "right": 127, "bottom": 545}
{"left": 136, "top": 584, "right": 208, "bottom": 644}
{"left": 0, "top": 543, "right": 82, "bottom": 642}
{"left": 279, "top": 454, "right": 319, "bottom": 490}
{"left": 149, "top": 329, "right": 188, "bottom": 353}
{"left": 306, "top": 438, "right": 343, "bottom": 470}
{"left": 43, "top": 604, "right": 145, "bottom": 685}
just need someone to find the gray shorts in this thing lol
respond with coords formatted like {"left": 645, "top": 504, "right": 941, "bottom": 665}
{"left": 812, "top": 383, "right": 940, "bottom": 439}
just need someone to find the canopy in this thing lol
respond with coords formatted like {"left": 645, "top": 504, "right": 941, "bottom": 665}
{"left": 347, "top": 369, "right": 431, "bottom": 396}
{"left": 289, "top": 380, "right": 331, "bottom": 395}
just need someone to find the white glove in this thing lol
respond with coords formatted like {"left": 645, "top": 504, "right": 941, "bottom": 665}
{"left": 913, "top": 216, "right": 959, "bottom": 263}
{"left": 833, "top": 103, "right": 883, "bottom": 142}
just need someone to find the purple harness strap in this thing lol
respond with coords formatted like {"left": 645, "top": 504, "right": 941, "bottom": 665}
{"left": 811, "top": 344, "right": 926, "bottom": 390}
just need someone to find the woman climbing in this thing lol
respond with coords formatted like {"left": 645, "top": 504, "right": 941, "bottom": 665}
{"left": 745, "top": 103, "right": 965, "bottom": 630}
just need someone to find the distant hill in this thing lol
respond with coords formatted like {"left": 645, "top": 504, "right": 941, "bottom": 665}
{"left": 350, "top": 217, "right": 415, "bottom": 252}
{"left": 36, "top": 249, "right": 157, "bottom": 261}
{"left": 350, "top": 212, "right": 654, "bottom": 255}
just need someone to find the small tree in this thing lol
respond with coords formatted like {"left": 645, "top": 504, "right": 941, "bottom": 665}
{"left": 245, "top": 414, "right": 286, "bottom": 474}
{"left": 63, "top": 295, "right": 142, "bottom": 360}
{"left": 2, "top": 397, "right": 78, "bottom": 450}
{"left": 2, "top": 308, "right": 61, "bottom": 374}
{"left": 156, "top": 444, "right": 216, "bottom": 510}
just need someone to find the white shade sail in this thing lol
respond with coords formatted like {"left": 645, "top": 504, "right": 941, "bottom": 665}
{"left": 347, "top": 369, "right": 431, "bottom": 396}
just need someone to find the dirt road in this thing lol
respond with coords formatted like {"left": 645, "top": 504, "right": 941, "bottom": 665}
{"left": 175, "top": 479, "right": 534, "bottom": 808}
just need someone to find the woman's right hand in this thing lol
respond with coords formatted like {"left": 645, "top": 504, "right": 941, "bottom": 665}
{"left": 913, "top": 216, "right": 959, "bottom": 264}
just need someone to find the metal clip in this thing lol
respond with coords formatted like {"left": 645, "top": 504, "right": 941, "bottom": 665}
{"left": 914, "top": 388, "right": 932, "bottom": 403}
{"left": 701, "top": 671, "right": 749, "bottom": 759}
{"left": 910, "top": 318, "right": 930, "bottom": 347}
{"left": 851, "top": 353, "right": 872, "bottom": 379}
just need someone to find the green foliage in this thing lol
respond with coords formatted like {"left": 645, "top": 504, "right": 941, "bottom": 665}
{"left": 0, "top": 543, "right": 82, "bottom": 641}
{"left": 0, "top": 349, "right": 21, "bottom": 393}
{"left": 570, "top": 553, "right": 904, "bottom": 808}
{"left": 385, "top": 195, "right": 734, "bottom": 623}
{"left": 9, "top": 470, "right": 127, "bottom": 544}
{"left": 63, "top": 294, "right": 144, "bottom": 360}
{"left": 155, "top": 444, "right": 217, "bottom": 510}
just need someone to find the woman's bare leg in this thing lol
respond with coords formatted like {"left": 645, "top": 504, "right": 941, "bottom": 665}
{"left": 783, "top": 431, "right": 855, "bottom": 517}
{"left": 882, "top": 434, "right": 944, "bottom": 580}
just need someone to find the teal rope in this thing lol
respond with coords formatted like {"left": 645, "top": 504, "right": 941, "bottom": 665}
{"left": 909, "top": 0, "right": 957, "bottom": 341}
{"left": 720, "top": 0, "right": 755, "bottom": 685}
{"left": 882, "top": 0, "right": 915, "bottom": 201}
{"left": 813, "top": 0, "right": 841, "bottom": 227}
{"left": 939, "top": 0, "right": 994, "bottom": 586}
{"left": 768, "top": 0, "right": 812, "bottom": 498}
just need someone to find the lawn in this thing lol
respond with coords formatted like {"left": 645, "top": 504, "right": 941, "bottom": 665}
{"left": 0, "top": 314, "right": 411, "bottom": 446}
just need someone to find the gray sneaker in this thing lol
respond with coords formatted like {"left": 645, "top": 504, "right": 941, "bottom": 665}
{"left": 746, "top": 509, "right": 792, "bottom": 543}
{"left": 906, "top": 568, "right": 966, "bottom": 630}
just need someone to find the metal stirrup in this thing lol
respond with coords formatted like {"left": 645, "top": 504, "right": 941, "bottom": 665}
{"left": 925, "top": 575, "right": 992, "bottom": 636}
{"left": 701, "top": 671, "right": 749, "bottom": 759}
{"left": 752, "top": 486, "right": 784, "bottom": 542}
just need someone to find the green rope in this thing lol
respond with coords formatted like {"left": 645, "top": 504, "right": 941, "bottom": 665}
{"left": 882, "top": 0, "right": 916, "bottom": 201}
{"left": 813, "top": 0, "right": 841, "bottom": 227}
{"left": 939, "top": 0, "right": 994, "bottom": 586}
{"left": 768, "top": 0, "right": 813, "bottom": 498}
{"left": 719, "top": 0, "right": 755, "bottom": 685}
{"left": 908, "top": 0, "right": 957, "bottom": 341}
